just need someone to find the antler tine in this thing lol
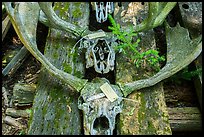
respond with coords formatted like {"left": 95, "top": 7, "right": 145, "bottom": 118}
{"left": 38, "top": 2, "right": 86, "bottom": 37}
{"left": 132, "top": 2, "right": 177, "bottom": 32}
{"left": 4, "top": 2, "right": 88, "bottom": 92}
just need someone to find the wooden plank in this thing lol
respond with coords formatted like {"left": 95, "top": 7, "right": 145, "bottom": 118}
{"left": 115, "top": 2, "right": 172, "bottom": 135}
{"left": 2, "top": 46, "right": 30, "bottom": 76}
{"left": 6, "top": 108, "right": 30, "bottom": 118}
{"left": 28, "top": 2, "right": 89, "bottom": 135}
{"left": 100, "top": 82, "right": 119, "bottom": 102}
{"left": 167, "top": 107, "right": 202, "bottom": 132}
{"left": 2, "top": 15, "right": 11, "bottom": 41}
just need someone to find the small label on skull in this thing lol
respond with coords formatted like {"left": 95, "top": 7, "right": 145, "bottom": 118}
{"left": 100, "top": 82, "right": 119, "bottom": 102}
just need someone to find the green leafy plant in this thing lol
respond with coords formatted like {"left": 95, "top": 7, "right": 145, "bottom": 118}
{"left": 108, "top": 14, "right": 165, "bottom": 71}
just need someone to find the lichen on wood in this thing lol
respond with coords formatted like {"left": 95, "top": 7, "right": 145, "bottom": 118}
{"left": 27, "top": 2, "right": 90, "bottom": 135}
{"left": 116, "top": 30, "right": 172, "bottom": 134}
{"left": 115, "top": 2, "right": 172, "bottom": 135}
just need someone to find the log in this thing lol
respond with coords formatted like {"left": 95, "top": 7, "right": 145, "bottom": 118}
{"left": 6, "top": 108, "right": 30, "bottom": 118}
{"left": 115, "top": 2, "right": 171, "bottom": 135}
{"left": 2, "top": 46, "right": 30, "bottom": 76}
{"left": 3, "top": 116, "right": 25, "bottom": 129}
{"left": 12, "top": 83, "right": 36, "bottom": 107}
{"left": 167, "top": 107, "right": 202, "bottom": 132}
{"left": 28, "top": 2, "right": 89, "bottom": 135}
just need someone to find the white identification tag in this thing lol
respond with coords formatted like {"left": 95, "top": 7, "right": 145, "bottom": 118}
{"left": 100, "top": 82, "right": 119, "bottom": 102}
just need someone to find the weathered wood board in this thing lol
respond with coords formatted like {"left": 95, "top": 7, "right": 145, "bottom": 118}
{"left": 114, "top": 2, "right": 172, "bottom": 135}
{"left": 28, "top": 2, "right": 89, "bottom": 135}
{"left": 168, "top": 107, "right": 202, "bottom": 132}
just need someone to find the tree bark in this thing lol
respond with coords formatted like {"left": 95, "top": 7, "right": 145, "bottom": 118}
{"left": 28, "top": 2, "right": 89, "bottom": 135}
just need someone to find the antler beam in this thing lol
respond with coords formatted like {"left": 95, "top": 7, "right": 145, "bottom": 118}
{"left": 38, "top": 2, "right": 87, "bottom": 37}
{"left": 132, "top": 2, "right": 177, "bottom": 32}
{"left": 120, "top": 22, "right": 202, "bottom": 97}
{"left": 3, "top": 2, "right": 88, "bottom": 92}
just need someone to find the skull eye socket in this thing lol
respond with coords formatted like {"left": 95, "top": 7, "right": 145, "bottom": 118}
{"left": 93, "top": 116, "right": 109, "bottom": 130}
{"left": 89, "top": 105, "right": 94, "bottom": 112}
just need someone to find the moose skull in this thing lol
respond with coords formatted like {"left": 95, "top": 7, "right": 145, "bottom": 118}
{"left": 78, "top": 78, "right": 123, "bottom": 135}
{"left": 79, "top": 33, "right": 118, "bottom": 74}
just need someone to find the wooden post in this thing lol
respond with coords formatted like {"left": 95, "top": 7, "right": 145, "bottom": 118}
{"left": 114, "top": 2, "right": 172, "bottom": 135}
{"left": 28, "top": 2, "right": 89, "bottom": 135}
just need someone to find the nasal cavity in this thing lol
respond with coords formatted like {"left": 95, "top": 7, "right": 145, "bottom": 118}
{"left": 93, "top": 116, "right": 109, "bottom": 130}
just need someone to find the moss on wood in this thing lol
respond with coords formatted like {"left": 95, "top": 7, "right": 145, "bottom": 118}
{"left": 28, "top": 2, "right": 89, "bottom": 135}
{"left": 115, "top": 2, "right": 171, "bottom": 135}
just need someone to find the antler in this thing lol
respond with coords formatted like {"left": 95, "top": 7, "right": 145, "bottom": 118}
{"left": 3, "top": 2, "right": 88, "bottom": 92}
{"left": 38, "top": 2, "right": 88, "bottom": 37}
{"left": 119, "top": 22, "right": 202, "bottom": 97}
{"left": 131, "top": 2, "right": 177, "bottom": 32}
